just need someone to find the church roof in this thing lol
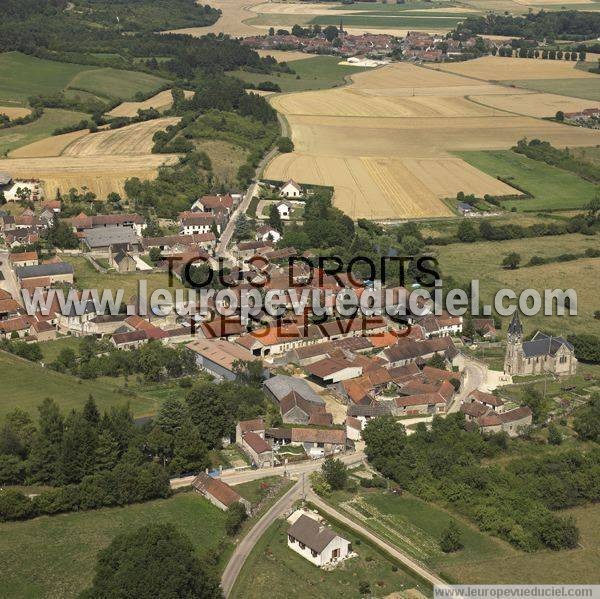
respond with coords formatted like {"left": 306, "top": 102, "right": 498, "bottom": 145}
{"left": 522, "top": 332, "right": 573, "bottom": 358}
{"left": 508, "top": 312, "right": 523, "bottom": 337}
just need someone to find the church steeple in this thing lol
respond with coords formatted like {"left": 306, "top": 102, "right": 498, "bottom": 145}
{"left": 508, "top": 311, "right": 523, "bottom": 339}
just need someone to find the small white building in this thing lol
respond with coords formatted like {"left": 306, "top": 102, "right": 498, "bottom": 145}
{"left": 279, "top": 179, "right": 302, "bottom": 199}
{"left": 276, "top": 201, "right": 291, "bottom": 220}
{"left": 256, "top": 225, "right": 281, "bottom": 243}
{"left": 287, "top": 512, "right": 352, "bottom": 567}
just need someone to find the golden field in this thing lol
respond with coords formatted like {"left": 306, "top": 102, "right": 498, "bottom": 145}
{"left": 0, "top": 106, "right": 31, "bottom": 119}
{"left": 0, "top": 155, "right": 179, "bottom": 198}
{"left": 3, "top": 118, "right": 180, "bottom": 197}
{"left": 9, "top": 129, "right": 89, "bottom": 158}
{"left": 439, "top": 56, "right": 599, "bottom": 81}
{"left": 62, "top": 117, "right": 179, "bottom": 157}
{"left": 107, "top": 89, "right": 194, "bottom": 118}
{"left": 469, "top": 92, "right": 600, "bottom": 118}
{"left": 265, "top": 60, "right": 600, "bottom": 220}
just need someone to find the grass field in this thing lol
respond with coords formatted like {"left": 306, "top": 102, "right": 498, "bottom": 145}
{"left": 435, "top": 233, "right": 600, "bottom": 335}
{"left": 0, "top": 53, "right": 91, "bottom": 104}
{"left": 0, "top": 351, "right": 159, "bottom": 421}
{"left": 67, "top": 68, "right": 168, "bottom": 102}
{"left": 330, "top": 488, "right": 512, "bottom": 572}
{"left": 502, "top": 79, "right": 600, "bottom": 102}
{"left": 231, "top": 517, "right": 423, "bottom": 599}
{"left": 327, "top": 488, "right": 600, "bottom": 584}
{"left": 0, "top": 108, "right": 88, "bottom": 156}
{"left": 0, "top": 53, "right": 169, "bottom": 105}
{"left": 231, "top": 55, "right": 369, "bottom": 93}
{"left": 457, "top": 150, "right": 600, "bottom": 211}
{"left": 64, "top": 255, "right": 184, "bottom": 300}
{"left": 445, "top": 503, "right": 600, "bottom": 584}
{"left": 0, "top": 492, "right": 227, "bottom": 599}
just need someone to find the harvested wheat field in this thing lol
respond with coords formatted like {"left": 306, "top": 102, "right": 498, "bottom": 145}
{"left": 0, "top": 106, "right": 31, "bottom": 119}
{"left": 62, "top": 118, "right": 179, "bottom": 157}
{"left": 107, "top": 90, "right": 194, "bottom": 118}
{"left": 256, "top": 50, "right": 313, "bottom": 63}
{"left": 469, "top": 92, "right": 600, "bottom": 118}
{"left": 265, "top": 62, "right": 600, "bottom": 220}
{"left": 167, "top": 0, "right": 265, "bottom": 37}
{"left": 0, "top": 155, "right": 179, "bottom": 198}
{"left": 439, "top": 56, "right": 599, "bottom": 82}
{"left": 9, "top": 129, "right": 89, "bottom": 158}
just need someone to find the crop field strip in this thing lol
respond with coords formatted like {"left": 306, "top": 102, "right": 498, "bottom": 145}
{"left": 265, "top": 58, "right": 600, "bottom": 220}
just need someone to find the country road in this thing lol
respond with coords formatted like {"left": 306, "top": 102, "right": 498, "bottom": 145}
{"left": 221, "top": 479, "right": 303, "bottom": 598}
{"left": 216, "top": 115, "right": 285, "bottom": 257}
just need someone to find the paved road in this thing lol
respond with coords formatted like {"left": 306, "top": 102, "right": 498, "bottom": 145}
{"left": 308, "top": 491, "right": 449, "bottom": 590}
{"left": 216, "top": 140, "right": 281, "bottom": 258}
{"left": 221, "top": 479, "right": 303, "bottom": 598}
{"left": 447, "top": 354, "right": 488, "bottom": 413}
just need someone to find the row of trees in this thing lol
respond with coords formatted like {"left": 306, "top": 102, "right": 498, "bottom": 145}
{"left": 493, "top": 46, "right": 584, "bottom": 61}
{"left": 362, "top": 414, "right": 595, "bottom": 551}
{"left": 49, "top": 338, "right": 198, "bottom": 382}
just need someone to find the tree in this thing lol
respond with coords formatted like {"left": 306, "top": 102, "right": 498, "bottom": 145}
{"left": 268, "top": 203, "right": 283, "bottom": 233}
{"left": 321, "top": 457, "right": 348, "bottom": 490}
{"left": 94, "top": 430, "right": 120, "bottom": 473}
{"left": 148, "top": 247, "right": 162, "bottom": 263}
{"left": 573, "top": 396, "right": 600, "bottom": 442}
{"left": 547, "top": 423, "right": 562, "bottom": 445}
{"left": 80, "top": 523, "right": 221, "bottom": 599}
{"left": 83, "top": 395, "right": 100, "bottom": 426}
{"left": 502, "top": 252, "right": 521, "bottom": 269}
{"left": 323, "top": 25, "right": 339, "bottom": 41}
{"left": 463, "top": 315, "right": 476, "bottom": 339}
{"left": 59, "top": 411, "right": 97, "bottom": 484}
{"left": 155, "top": 398, "right": 189, "bottom": 437}
{"left": 170, "top": 422, "right": 209, "bottom": 476}
{"left": 427, "top": 353, "right": 446, "bottom": 370}
{"left": 185, "top": 384, "right": 231, "bottom": 449}
{"left": 232, "top": 360, "right": 264, "bottom": 387}
{"left": 440, "top": 520, "right": 463, "bottom": 553}
{"left": 277, "top": 136, "right": 294, "bottom": 153}
{"left": 457, "top": 220, "right": 478, "bottom": 242}
{"left": 225, "top": 501, "right": 248, "bottom": 535}
{"left": 555, "top": 110, "right": 564, "bottom": 122}
{"left": 233, "top": 213, "right": 253, "bottom": 241}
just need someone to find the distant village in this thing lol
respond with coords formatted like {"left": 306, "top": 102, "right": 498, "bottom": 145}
{"left": 242, "top": 24, "right": 490, "bottom": 63}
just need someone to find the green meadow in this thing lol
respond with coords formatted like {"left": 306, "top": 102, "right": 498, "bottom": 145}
{"left": 231, "top": 55, "right": 369, "bottom": 93}
{"left": 457, "top": 149, "right": 599, "bottom": 211}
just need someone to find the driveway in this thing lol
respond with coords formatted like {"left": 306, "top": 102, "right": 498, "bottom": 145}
{"left": 447, "top": 354, "right": 488, "bottom": 413}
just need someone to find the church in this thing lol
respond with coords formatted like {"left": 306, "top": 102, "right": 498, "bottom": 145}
{"left": 504, "top": 312, "right": 577, "bottom": 377}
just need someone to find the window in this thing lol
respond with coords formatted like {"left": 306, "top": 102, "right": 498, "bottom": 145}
{"left": 311, "top": 550, "right": 317, "bottom": 557}
{"left": 288, "top": 535, "right": 295, "bottom": 544}
{"left": 299, "top": 542, "right": 305, "bottom": 550}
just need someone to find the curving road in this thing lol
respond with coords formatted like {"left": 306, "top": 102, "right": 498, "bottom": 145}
{"left": 221, "top": 478, "right": 303, "bottom": 597}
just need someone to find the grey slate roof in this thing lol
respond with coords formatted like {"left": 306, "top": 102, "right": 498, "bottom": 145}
{"left": 288, "top": 515, "right": 340, "bottom": 553}
{"left": 16, "top": 262, "right": 73, "bottom": 279}
{"left": 522, "top": 332, "right": 573, "bottom": 358}
{"left": 84, "top": 226, "right": 138, "bottom": 248}
{"left": 263, "top": 375, "right": 324, "bottom": 405}
{"left": 347, "top": 402, "right": 392, "bottom": 417}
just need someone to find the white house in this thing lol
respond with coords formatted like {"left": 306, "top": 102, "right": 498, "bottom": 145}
{"left": 256, "top": 224, "right": 281, "bottom": 243}
{"left": 287, "top": 512, "right": 352, "bottom": 567}
{"left": 276, "top": 201, "right": 291, "bottom": 220}
{"left": 279, "top": 179, "right": 302, "bottom": 198}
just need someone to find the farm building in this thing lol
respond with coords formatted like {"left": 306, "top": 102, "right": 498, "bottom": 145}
{"left": 187, "top": 338, "right": 265, "bottom": 382}
{"left": 191, "top": 472, "right": 250, "bottom": 514}
{"left": 83, "top": 227, "right": 140, "bottom": 253}
{"left": 15, "top": 262, "right": 74, "bottom": 286}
